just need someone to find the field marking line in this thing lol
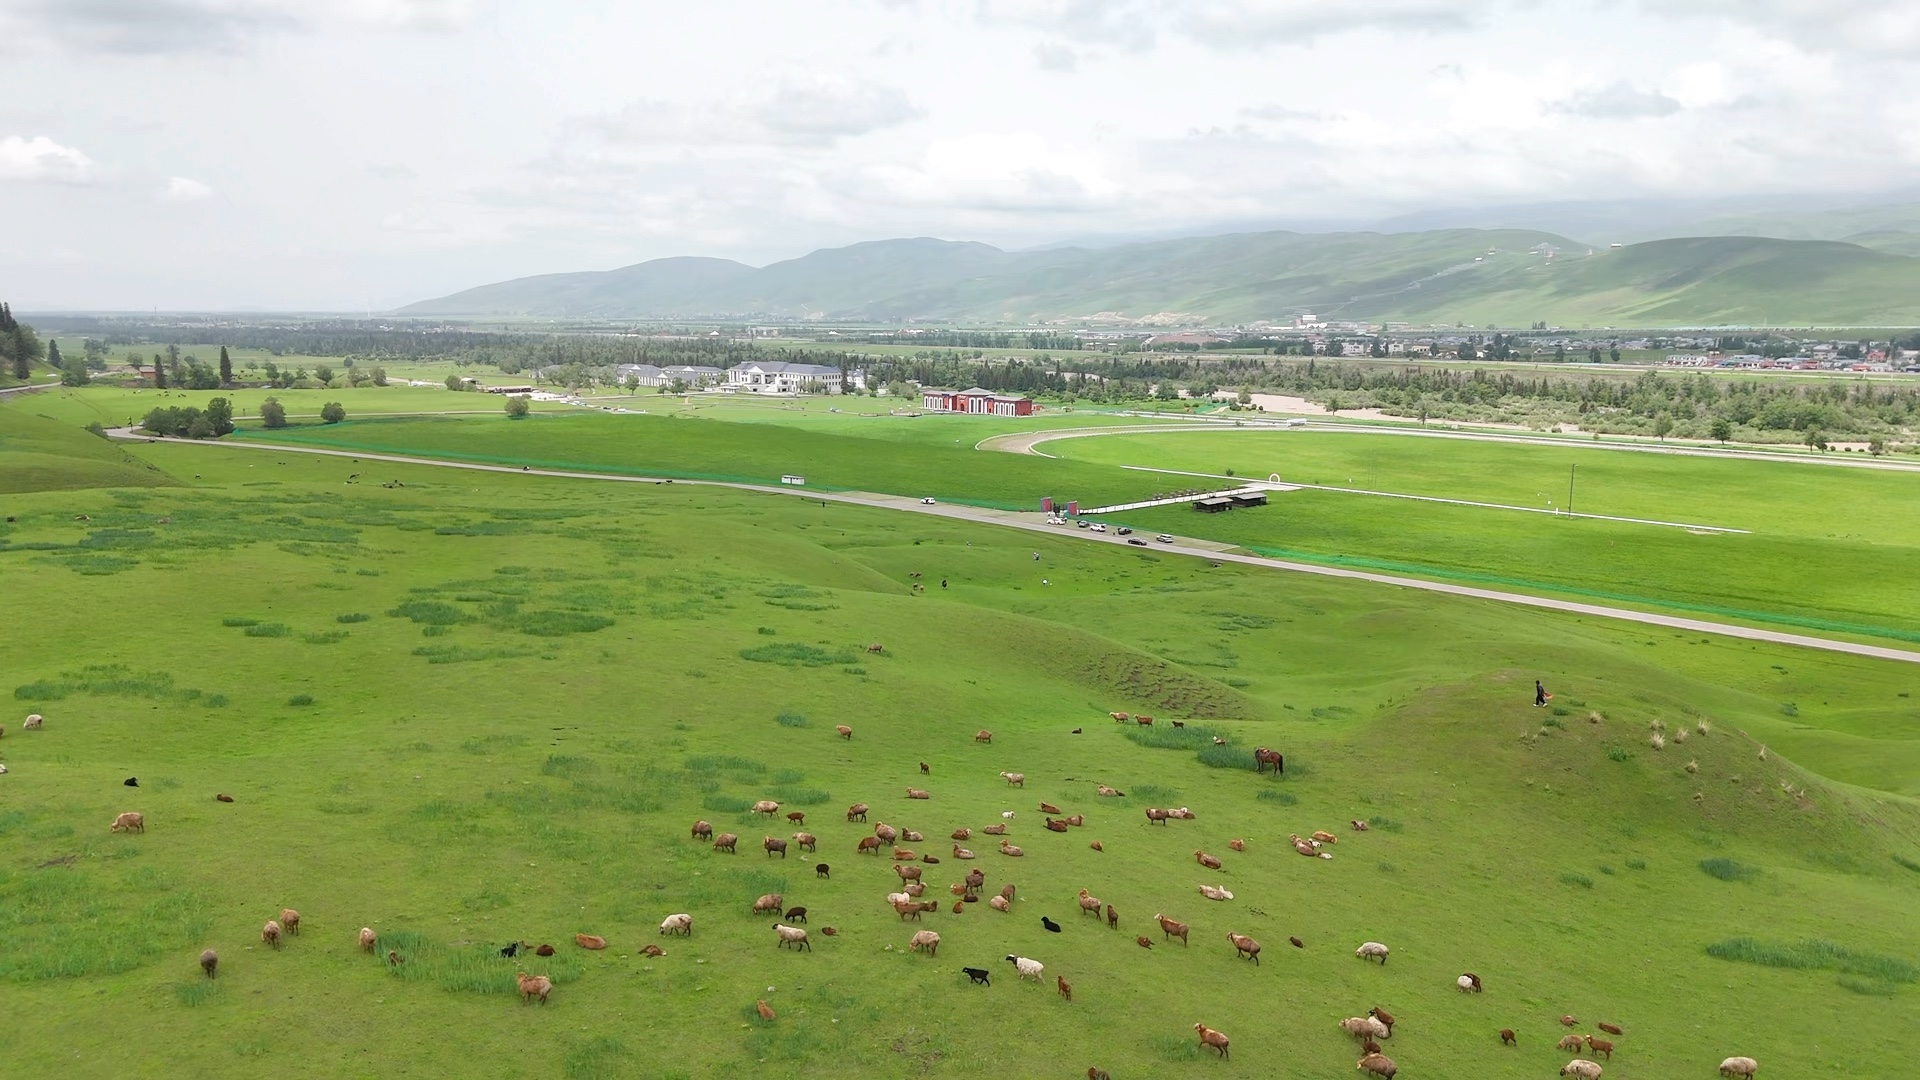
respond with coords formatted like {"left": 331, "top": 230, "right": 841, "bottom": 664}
{"left": 109, "top": 428, "right": 1920, "bottom": 667}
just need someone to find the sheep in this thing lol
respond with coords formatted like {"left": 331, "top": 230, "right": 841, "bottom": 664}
{"left": 1145, "top": 808, "right": 1172, "bottom": 825}
{"left": 1718, "top": 1057, "right": 1758, "bottom": 1078}
{"left": 1228, "top": 932, "right": 1261, "bottom": 964}
{"left": 895, "top": 864, "right": 923, "bottom": 882}
{"left": 816, "top": 863, "right": 830, "bottom": 878}
{"left": 1292, "top": 838, "right": 1319, "bottom": 857}
{"left": 1006, "top": 954, "right": 1045, "bottom": 981}
{"left": 1457, "top": 973, "right": 1483, "bottom": 992}
{"left": 23, "top": 714, "right": 42, "bottom": 730}
{"left": 1000, "top": 883, "right": 1016, "bottom": 901}
{"left": 1355, "top": 941, "right": 1389, "bottom": 964}
{"left": 1089, "top": 1069, "right": 1110, "bottom": 1080}
{"left": 793, "top": 832, "right": 817, "bottom": 852}
{"left": 359, "top": 927, "right": 377, "bottom": 952}
{"left": 215, "top": 793, "right": 234, "bottom": 803}
{"left": 641, "top": 945, "right": 665, "bottom": 957}
{"left": 1041, "top": 916, "right": 1062, "bottom": 933}
{"left": 713, "top": 833, "right": 739, "bottom": 853}
{"left": 1559, "top": 1060, "right": 1603, "bottom": 1079}
{"left": 1212, "top": 737, "right": 1226, "bottom": 745}
{"left": 500, "top": 941, "right": 528, "bottom": 958}
{"left": 1039, "top": 801, "right": 1062, "bottom": 815}
{"left": 1597, "top": 1022, "right": 1623, "bottom": 1036}
{"left": 1171, "top": 720, "right": 1185, "bottom": 728}
{"left": 857, "top": 836, "right": 884, "bottom": 855}
{"left": 1584, "top": 1036, "right": 1614, "bottom": 1060}
{"left": 951, "top": 900, "right": 964, "bottom": 914}
{"left": 1096, "top": 784, "right": 1120, "bottom": 797}
{"left": 752, "top": 893, "right": 784, "bottom": 915}
{"left": 847, "top": 803, "right": 869, "bottom": 822}
{"left": 109, "top": 811, "right": 145, "bottom": 834}
{"left": 1367, "top": 1007, "right": 1395, "bottom": 1036}
{"left": 1556, "top": 1034, "right": 1586, "bottom": 1052}
{"left": 516, "top": 972, "right": 553, "bottom": 1004}
{"left": 1341, "top": 1016, "right": 1390, "bottom": 1041}
{"left": 1195, "top": 850, "right": 1222, "bottom": 870}
{"left": 1135, "top": 716, "right": 1154, "bottom": 726}
{"left": 660, "top": 913, "right": 693, "bottom": 937}
{"left": 752, "top": 800, "right": 780, "bottom": 817}
{"left": 909, "top": 929, "right": 940, "bottom": 956}
{"left": 1351, "top": 819, "right": 1370, "bottom": 831}
{"left": 1136, "top": 935, "right": 1153, "bottom": 949}
{"left": 905, "top": 788, "right": 931, "bottom": 800}
{"left": 920, "top": 762, "right": 930, "bottom": 774}
{"left": 771, "top": 923, "right": 811, "bottom": 951}
{"left": 280, "top": 909, "right": 301, "bottom": 935}
{"left": 1198, "top": 884, "right": 1233, "bottom": 901}
{"left": 891, "top": 899, "right": 922, "bottom": 920}
{"left": 389, "top": 949, "right": 405, "bottom": 966}
{"left": 1362, "top": 1040, "right": 1382, "bottom": 1057}
{"left": 1110, "top": 712, "right": 1129, "bottom": 722}
{"left": 1561, "top": 1015, "right": 1579, "bottom": 1027}
{"left": 783, "top": 906, "right": 807, "bottom": 922}
{"left": 1106, "top": 904, "right": 1119, "bottom": 930}
{"left": 1357, "top": 1052, "right": 1397, "bottom": 1079}
{"left": 691, "top": 820, "right": 713, "bottom": 841}
{"left": 990, "top": 895, "right": 1010, "bottom": 912}
{"left": 998, "top": 841, "right": 1024, "bottom": 857}
{"left": 764, "top": 836, "right": 788, "bottom": 858}
{"left": 963, "top": 967, "right": 991, "bottom": 985}
{"left": 1045, "top": 818, "right": 1069, "bottom": 833}
{"left": 1500, "top": 1029, "right": 1517, "bottom": 1046}
{"left": 952, "top": 827, "right": 972, "bottom": 840}
{"left": 1078, "top": 889, "right": 1102, "bottom": 916}
{"left": 199, "top": 948, "right": 218, "bottom": 978}
{"left": 1289, "top": 936, "right": 1304, "bottom": 948}
{"left": 1155, "top": 913, "right": 1189, "bottom": 945}
{"left": 964, "top": 868, "right": 985, "bottom": 893}
{"left": 974, "top": 730, "right": 993, "bottom": 744}
{"left": 756, "top": 999, "right": 775, "bottom": 1021}
{"left": 1089, "top": 840, "right": 1103, "bottom": 852}
{"left": 1001, "top": 771, "right": 1025, "bottom": 787}
{"left": 535, "top": 944, "right": 554, "bottom": 956}
{"left": 983, "top": 823, "right": 1008, "bottom": 835}
{"left": 1312, "top": 830, "right": 1337, "bottom": 844}
{"left": 952, "top": 844, "right": 976, "bottom": 859}
{"left": 1228, "top": 838, "right": 1246, "bottom": 852}
{"left": 1057, "top": 975, "right": 1072, "bottom": 1002}
{"left": 1169, "top": 804, "right": 1196, "bottom": 819}
{"left": 904, "top": 882, "right": 925, "bottom": 896}
{"left": 576, "top": 934, "right": 607, "bottom": 950}
{"left": 874, "top": 822, "right": 899, "bottom": 844}
{"left": 1193, "top": 1022, "right": 1230, "bottom": 1058}
{"left": 262, "top": 920, "right": 283, "bottom": 949}
{"left": 786, "top": 811, "right": 806, "bottom": 826}
{"left": 904, "top": 828, "right": 924, "bottom": 842}
{"left": 836, "top": 724, "right": 852, "bottom": 739}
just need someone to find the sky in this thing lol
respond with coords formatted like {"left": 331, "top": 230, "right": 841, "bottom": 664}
{"left": 3, "top": 0, "right": 1919, "bottom": 310}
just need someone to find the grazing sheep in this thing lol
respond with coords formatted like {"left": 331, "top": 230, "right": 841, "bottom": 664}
{"left": 1041, "top": 916, "right": 1062, "bottom": 933}
{"left": 793, "top": 832, "right": 817, "bottom": 852}
{"left": 756, "top": 1000, "right": 775, "bottom": 1021}
{"left": 964, "top": 868, "right": 985, "bottom": 892}
{"left": 1559, "top": 1060, "right": 1603, "bottom": 1079}
{"left": 990, "top": 896, "right": 1010, "bottom": 912}
{"left": 1145, "top": 808, "right": 1172, "bottom": 825}
{"left": 1351, "top": 819, "right": 1370, "bottom": 831}
{"left": 1111, "top": 712, "right": 1129, "bottom": 722}
{"left": 891, "top": 899, "right": 922, "bottom": 920}
{"left": 516, "top": 972, "right": 553, "bottom": 1004}
{"left": 847, "top": 803, "right": 869, "bottom": 822}
{"left": 1362, "top": 1040, "right": 1381, "bottom": 1057}
{"left": 1195, "top": 850, "right": 1222, "bottom": 870}
{"left": 1357, "top": 1052, "right": 1397, "bottom": 1079}
{"left": 764, "top": 836, "right": 788, "bottom": 858}
{"left": 1584, "top": 1036, "right": 1614, "bottom": 1060}
{"left": 1006, "top": 954, "right": 1045, "bottom": 981}
{"left": 752, "top": 800, "right": 780, "bottom": 817}
{"left": 1000, "top": 883, "right": 1016, "bottom": 901}
{"left": 1135, "top": 716, "right": 1154, "bottom": 726}
{"left": 895, "top": 864, "right": 923, "bottom": 882}
{"left": 535, "top": 943, "right": 554, "bottom": 956}
{"left": 836, "top": 724, "right": 852, "bottom": 739}
{"left": 1342, "top": 1016, "right": 1390, "bottom": 1041}
{"left": 874, "top": 822, "right": 899, "bottom": 844}
{"left": 1457, "top": 973, "right": 1483, "bottom": 992}
{"left": 1001, "top": 771, "right": 1025, "bottom": 787}
{"left": 576, "top": 934, "right": 607, "bottom": 950}
{"left": 857, "top": 836, "right": 884, "bottom": 855}
{"left": 906, "top": 788, "right": 931, "bottom": 800}
{"left": 1228, "top": 932, "right": 1261, "bottom": 964}
{"left": 1212, "top": 737, "right": 1226, "bottom": 745}
{"left": 23, "top": 714, "right": 43, "bottom": 730}
{"left": 1057, "top": 975, "right": 1072, "bottom": 1002}
{"left": 660, "top": 913, "right": 693, "bottom": 936}
{"left": 1106, "top": 904, "right": 1119, "bottom": 930}
{"left": 1500, "top": 1029, "right": 1517, "bottom": 1046}
{"left": 1718, "top": 1057, "right": 1758, "bottom": 1078}
{"left": 771, "top": 923, "right": 811, "bottom": 951}
{"left": 1077, "top": 889, "right": 1103, "bottom": 916}
{"left": 1367, "top": 1007, "right": 1395, "bottom": 1036}
{"left": 262, "top": 920, "right": 282, "bottom": 949}
{"left": 1155, "top": 914, "right": 1189, "bottom": 945}
{"left": 215, "top": 793, "right": 234, "bottom": 803}
{"left": 1556, "top": 1034, "right": 1586, "bottom": 1052}
{"left": 691, "top": 820, "right": 713, "bottom": 841}
{"left": 983, "top": 823, "right": 1008, "bottom": 835}
{"left": 713, "top": 833, "right": 738, "bottom": 853}
{"left": 109, "top": 811, "right": 145, "bottom": 834}
{"left": 1355, "top": 941, "right": 1389, "bottom": 964}
{"left": 1171, "top": 720, "right": 1185, "bottom": 728}
{"left": 787, "top": 811, "right": 806, "bottom": 826}
{"left": 784, "top": 906, "right": 807, "bottom": 923}
{"left": 359, "top": 927, "right": 377, "bottom": 952}
{"left": 998, "top": 841, "right": 1024, "bottom": 857}
{"left": 816, "top": 863, "right": 830, "bottom": 878}
{"left": 1228, "top": 838, "right": 1246, "bottom": 852}
{"left": 1597, "top": 1022, "right": 1622, "bottom": 1036}
{"left": 909, "top": 930, "right": 940, "bottom": 956}
{"left": 753, "top": 893, "right": 784, "bottom": 915}
{"left": 963, "top": 967, "right": 991, "bottom": 985}
{"left": 1198, "top": 884, "right": 1233, "bottom": 901}
{"left": 640, "top": 945, "right": 664, "bottom": 957}
{"left": 1193, "top": 1022, "right": 1230, "bottom": 1058}
{"left": 200, "top": 948, "right": 217, "bottom": 978}
{"left": 974, "top": 730, "right": 993, "bottom": 744}
{"left": 279, "top": 909, "right": 301, "bottom": 935}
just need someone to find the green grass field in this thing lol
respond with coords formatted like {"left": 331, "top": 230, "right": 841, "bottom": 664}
{"left": 5, "top": 394, "right": 1920, "bottom": 1078}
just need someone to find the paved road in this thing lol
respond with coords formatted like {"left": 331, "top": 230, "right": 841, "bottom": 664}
{"left": 108, "top": 428, "right": 1920, "bottom": 666}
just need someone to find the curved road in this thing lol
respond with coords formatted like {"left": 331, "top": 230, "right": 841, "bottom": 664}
{"left": 108, "top": 427, "right": 1920, "bottom": 667}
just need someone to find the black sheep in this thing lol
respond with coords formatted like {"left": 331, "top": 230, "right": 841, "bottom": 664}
{"left": 123, "top": 777, "right": 139, "bottom": 787}
{"left": 962, "top": 967, "right": 991, "bottom": 985}
{"left": 1041, "top": 916, "right": 1062, "bottom": 933}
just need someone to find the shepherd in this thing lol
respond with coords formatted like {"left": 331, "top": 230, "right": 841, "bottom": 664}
{"left": 1535, "top": 680, "right": 1550, "bottom": 707}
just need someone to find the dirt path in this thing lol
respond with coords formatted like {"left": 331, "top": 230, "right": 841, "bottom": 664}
{"left": 109, "top": 428, "right": 1920, "bottom": 667}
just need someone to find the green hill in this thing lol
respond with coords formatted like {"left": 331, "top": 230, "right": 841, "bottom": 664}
{"left": 0, "top": 406, "right": 176, "bottom": 494}
{"left": 399, "top": 229, "right": 1920, "bottom": 327}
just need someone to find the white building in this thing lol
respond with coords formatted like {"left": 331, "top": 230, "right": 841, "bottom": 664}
{"left": 725, "top": 361, "right": 862, "bottom": 394}
{"left": 615, "top": 364, "right": 723, "bottom": 388}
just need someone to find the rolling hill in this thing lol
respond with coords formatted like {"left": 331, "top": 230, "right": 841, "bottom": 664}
{"left": 400, "top": 228, "right": 1920, "bottom": 327}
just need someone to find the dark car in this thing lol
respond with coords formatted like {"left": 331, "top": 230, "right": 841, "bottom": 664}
{"left": 1127, "top": 538, "right": 1148, "bottom": 546}
{"left": 1116, "top": 527, "right": 1133, "bottom": 535}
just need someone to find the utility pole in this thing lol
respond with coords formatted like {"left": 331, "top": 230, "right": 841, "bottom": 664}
{"left": 1567, "top": 463, "right": 1577, "bottom": 515}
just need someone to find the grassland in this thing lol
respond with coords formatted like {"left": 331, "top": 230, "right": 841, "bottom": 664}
{"left": 5, "top": 394, "right": 1920, "bottom": 1078}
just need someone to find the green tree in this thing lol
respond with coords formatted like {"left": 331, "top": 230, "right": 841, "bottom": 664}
{"left": 320, "top": 401, "right": 346, "bottom": 424}
{"left": 1652, "top": 414, "right": 1673, "bottom": 441}
{"left": 260, "top": 397, "right": 287, "bottom": 429}
{"left": 152, "top": 353, "right": 167, "bottom": 389}
{"left": 204, "top": 397, "right": 235, "bottom": 436}
{"left": 1609, "top": 347, "right": 1621, "bottom": 363}
{"left": 1236, "top": 387, "right": 1251, "bottom": 405}
{"left": 1324, "top": 393, "right": 1346, "bottom": 415}
{"left": 314, "top": 364, "right": 334, "bottom": 386}
{"left": 505, "top": 394, "right": 531, "bottom": 418}
{"left": 47, "top": 339, "right": 64, "bottom": 370}
{"left": 1805, "top": 428, "right": 1827, "bottom": 451}
{"left": 1709, "top": 417, "right": 1732, "bottom": 444}
{"left": 445, "top": 374, "right": 464, "bottom": 391}
{"left": 218, "top": 346, "right": 233, "bottom": 385}
{"left": 369, "top": 366, "right": 388, "bottom": 387}
{"left": 60, "top": 356, "right": 91, "bottom": 386}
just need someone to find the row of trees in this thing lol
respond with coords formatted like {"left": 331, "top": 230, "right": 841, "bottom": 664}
{"left": 1, "top": 303, "right": 45, "bottom": 381}
{"left": 140, "top": 396, "right": 344, "bottom": 438}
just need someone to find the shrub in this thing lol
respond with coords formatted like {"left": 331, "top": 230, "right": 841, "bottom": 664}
{"left": 287, "top": 694, "right": 315, "bottom": 706}
{"left": 388, "top": 600, "right": 466, "bottom": 626}
{"left": 1706, "top": 937, "right": 1918, "bottom": 984}
{"left": 1625, "top": 858, "right": 1648, "bottom": 870}
{"left": 1559, "top": 872, "right": 1595, "bottom": 889}
{"left": 242, "top": 623, "right": 290, "bottom": 638}
{"left": 302, "top": 631, "right": 348, "bottom": 645}
{"left": 221, "top": 617, "right": 259, "bottom": 627}
{"left": 505, "top": 395, "right": 531, "bottom": 418}
{"left": 1699, "top": 857, "right": 1760, "bottom": 883}
{"left": 337, "top": 613, "right": 370, "bottom": 623}
{"left": 774, "top": 711, "right": 809, "bottom": 728}
{"left": 259, "top": 397, "right": 287, "bottom": 429}
{"left": 1606, "top": 745, "right": 1631, "bottom": 762}
{"left": 508, "top": 611, "right": 614, "bottom": 637}
{"left": 756, "top": 626, "right": 777, "bottom": 636}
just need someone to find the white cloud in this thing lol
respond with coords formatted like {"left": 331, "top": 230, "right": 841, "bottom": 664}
{"left": 588, "top": 76, "right": 920, "bottom": 149}
{"left": 5, "top": 0, "right": 473, "bottom": 54}
{"left": 1550, "top": 81, "right": 1681, "bottom": 119}
{"left": 1638, "top": 0, "right": 1920, "bottom": 54}
{"left": 0, "top": 135, "right": 95, "bottom": 183}
{"left": 1034, "top": 41, "right": 1079, "bottom": 71}
{"left": 160, "top": 176, "right": 214, "bottom": 201}
{"left": 980, "top": 0, "right": 1507, "bottom": 49}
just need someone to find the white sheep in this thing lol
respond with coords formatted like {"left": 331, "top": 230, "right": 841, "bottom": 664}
{"left": 1005, "top": 954, "right": 1044, "bottom": 981}
{"left": 1198, "top": 884, "right": 1234, "bottom": 901}
{"left": 1718, "top": 1058, "right": 1758, "bottom": 1078}
{"left": 1340, "top": 1016, "right": 1390, "bottom": 1041}
{"left": 1559, "top": 1060, "right": 1603, "bottom": 1079}
{"left": 23, "top": 714, "right": 43, "bottom": 730}
{"left": 1356, "top": 941, "right": 1390, "bottom": 964}
{"left": 771, "top": 923, "right": 810, "bottom": 951}
{"left": 659, "top": 913, "right": 692, "bottom": 936}
{"left": 1456, "top": 973, "right": 1482, "bottom": 993}
{"left": 1001, "top": 811, "right": 1016, "bottom": 819}
{"left": 0, "top": 763, "right": 8, "bottom": 774}
{"left": 909, "top": 930, "right": 940, "bottom": 956}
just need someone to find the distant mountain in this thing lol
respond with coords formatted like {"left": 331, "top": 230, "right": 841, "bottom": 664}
{"left": 400, "top": 227, "right": 1920, "bottom": 327}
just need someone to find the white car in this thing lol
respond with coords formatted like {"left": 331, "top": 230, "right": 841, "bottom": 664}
{"left": 1088, "top": 523, "right": 1107, "bottom": 533}
{"left": 1155, "top": 534, "right": 1175, "bottom": 543}
{"left": 921, "top": 497, "right": 937, "bottom": 504}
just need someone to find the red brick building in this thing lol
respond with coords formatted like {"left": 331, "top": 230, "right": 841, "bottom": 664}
{"left": 920, "top": 387, "right": 1034, "bottom": 416}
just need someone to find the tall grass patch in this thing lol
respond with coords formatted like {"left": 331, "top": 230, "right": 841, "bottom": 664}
{"left": 243, "top": 623, "right": 291, "bottom": 638}
{"left": 1706, "top": 937, "right": 1919, "bottom": 992}
{"left": 1699, "top": 857, "right": 1760, "bottom": 883}
{"left": 775, "top": 710, "right": 810, "bottom": 728}
{"left": 739, "top": 643, "right": 857, "bottom": 667}
{"left": 1121, "top": 723, "right": 1261, "bottom": 772}
{"left": 377, "top": 929, "right": 584, "bottom": 995}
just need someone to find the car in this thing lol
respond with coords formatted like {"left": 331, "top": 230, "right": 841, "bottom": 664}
{"left": 1116, "top": 527, "right": 1133, "bottom": 535}
{"left": 1155, "top": 534, "right": 1175, "bottom": 543}
{"left": 1126, "top": 538, "right": 1148, "bottom": 546}
{"left": 1077, "top": 520, "right": 1090, "bottom": 529}
{"left": 1088, "top": 523, "right": 1107, "bottom": 533}
{"left": 921, "top": 497, "right": 937, "bottom": 504}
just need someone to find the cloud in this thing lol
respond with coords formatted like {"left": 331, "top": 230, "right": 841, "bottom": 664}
{"left": 981, "top": 0, "right": 1504, "bottom": 51}
{"left": 849, "top": 133, "right": 1124, "bottom": 214}
{"left": 1241, "top": 104, "right": 1324, "bottom": 122}
{"left": 5, "top": 0, "right": 472, "bottom": 54}
{"left": 589, "top": 77, "right": 921, "bottom": 149}
{"left": 160, "top": 176, "right": 214, "bottom": 201}
{"left": 1638, "top": 0, "right": 1920, "bottom": 55}
{"left": 1034, "top": 41, "right": 1079, "bottom": 71}
{"left": 366, "top": 162, "right": 417, "bottom": 180}
{"left": 0, "top": 135, "right": 95, "bottom": 183}
{"left": 1550, "top": 81, "right": 1681, "bottom": 119}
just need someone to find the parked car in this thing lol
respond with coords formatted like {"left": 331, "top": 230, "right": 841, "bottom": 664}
{"left": 1088, "top": 523, "right": 1107, "bottom": 533}
{"left": 1116, "top": 527, "right": 1133, "bottom": 535}
{"left": 1155, "top": 534, "right": 1175, "bottom": 543}
{"left": 1077, "top": 520, "right": 1090, "bottom": 529}
{"left": 921, "top": 497, "right": 937, "bottom": 504}
{"left": 1127, "top": 538, "right": 1148, "bottom": 546}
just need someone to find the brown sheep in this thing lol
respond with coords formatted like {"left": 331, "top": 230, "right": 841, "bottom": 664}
{"left": 535, "top": 944, "right": 554, "bottom": 956}
{"left": 786, "top": 811, "right": 806, "bottom": 826}
{"left": 1367, "top": 1007, "right": 1395, "bottom": 1036}
{"left": 903, "top": 829, "right": 924, "bottom": 842}
{"left": 953, "top": 844, "right": 976, "bottom": 859}
{"left": 1045, "top": 818, "right": 1069, "bottom": 833}
{"left": 990, "top": 896, "right": 1011, "bottom": 912}
{"left": 1351, "top": 819, "right": 1370, "bottom": 831}
{"left": 1077, "top": 889, "right": 1102, "bottom": 916}
{"left": 359, "top": 927, "right": 377, "bottom": 952}
{"left": 262, "top": 920, "right": 282, "bottom": 949}
{"left": 691, "top": 820, "right": 713, "bottom": 841}
{"left": 641, "top": 945, "right": 665, "bottom": 957}
{"left": 1312, "top": 830, "right": 1338, "bottom": 844}
{"left": 1500, "top": 1029, "right": 1517, "bottom": 1046}
{"left": 1110, "top": 712, "right": 1129, "bottom": 722}
{"left": 973, "top": 730, "right": 992, "bottom": 744}
{"left": 894, "top": 864, "right": 923, "bottom": 882}
{"left": 793, "top": 832, "right": 817, "bottom": 852}
{"left": 920, "top": 762, "right": 930, "bottom": 774}
{"left": 1194, "top": 1022, "right": 1229, "bottom": 1058}
{"left": 1584, "top": 1036, "right": 1614, "bottom": 1061}
{"left": 1145, "top": 808, "right": 1171, "bottom": 825}
{"left": 752, "top": 893, "right": 784, "bottom": 915}
{"left": 910, "top": 929, "right": 940, "bottom": 955}
{"left": 1039, "top": 801, "right": 1062, "bottom": 815}
{"left": 1096, "top": 784, "right": 1120, "bottom": 797}
{"left": 713, "top": 833, "right": 738, "bottom": 853}
{"left": 1357, "top": 1052, "right": 1397, "bottom": 1079}
{"left": 857, "top": 836, "right": 884, "bottom": 855}
{"left": 866, "top": 642, "right": 884, "bottom": 654}
{"left": 1135, "top": 716, "right": 1154, "bottom": 726}
{"left": 1156, "top": 913, "right": 1189, "bottom": 944}
{"left": 516, "top": 972, "right": 553, "bottom": 1004}
{"left": 820, "top": 926, "right": 838, "bottom": 936}
{"left": 1089, "top": 1069, "right": 1110, "bottom": 1080}
{"left": 576, "top": 934, "right": 607, "bottom": 950}
{"left": 1228, "top": 838, "right": 1246, "bottom": 851}
{"left": 905, "top": 788, "right": 931, "bottom": 800}
{"left": 1195, "top": 850, "right": 1222, "bottom": 870}
{"left": 1556, "top": 1034, "right": 1586, "bottom": 1052}
{"left": 110, "top": 811, "right": 145, "bottom": 834}
{"left": 1106, "top": 904, "right": 1119, "bottom": 930}
{"left": 982, "top": 823, "right": 1007, "bottom": 835}
{"left": 783, "top": 906, "right": 807, "bottom": 922}
{"left": 764, "top": 836, "right": 788, "bottom": 858}
{"left": 1136, "top": 935, "right": 1153, "bottom": 949}
{"left": 952, "top": 827, "right": 971, "bottom": 840}
{"left": 1362, "top": 1039, "right": 1381, "bottom": 1057}
{"left": 951, "top": 900, "right": 965, "bottom": 914}
{"left": 756, "top": 999, "right": 775, "bottom": 1021}
{"left": 1561, "top": 1015, "right": 1579, "bottom": 1027}
{"left": 874, "top": 822, "right": 899, "bottom": 844}
{"left": 1000, "top": 883, "right": 1016, "bottom": 901}
{"left": 389, "top": 949, "right": 404, "bottom": 966}
{"left": 1064, "top": 813, "right": 1084, "bottom": 826}
{"left": 836, "top": 724, "right": 852, "bottom": 739}
{"left": 923, "top": 854, "right": 941, "bottom": 865}
{"left": 215, "top": 793, "right": 234, "bottom": 803}
{"left": 279, "top": 909, "right": 301, "bottom": 935}
{"left": 846, "top": 803, "right": 869, "bottom": 822}
{"left": 1057, "top": 975, "right": 1072, "bottom": 1002}
{"left": 1290, "top": 936, "right": 1304, "bottom": 948}
{"left": 964, "top": 868, "right": 985, "bottom": 892}
{"left": 904, "top": 882, "right": 926, "bottom": 896}
{"left": 751, "top": 800, "right": 780, "bottom": 817}
{"left": 893, "top": 899, "right": 924, "bottom": 920}
{"left": 1228, "top": 932, "right": 1261, "bottom": 964}
{"left": 1089, "top": 840, "right": 1103, "bottom": 851}
{"left": 199, "top": 948, "right": 217, "bottom": 978}
{"left": 1597, "top": 1022, "right": 1623, "bottom": 1036}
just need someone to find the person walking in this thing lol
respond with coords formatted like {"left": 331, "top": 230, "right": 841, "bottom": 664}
{"left": 1534, "top": 680, "right": 1549, "bottom": 707}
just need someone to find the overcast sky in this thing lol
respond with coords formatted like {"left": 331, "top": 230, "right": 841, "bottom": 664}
{"left": 3, "top": 0, "right": 1918, "bottom": 310}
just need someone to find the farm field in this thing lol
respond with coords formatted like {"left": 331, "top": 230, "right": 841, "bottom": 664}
{"left": 3, "top": 402, "right": 1920, "bottom": 1078}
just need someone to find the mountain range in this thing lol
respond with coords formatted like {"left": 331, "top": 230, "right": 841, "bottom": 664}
{"left": 401, "top": 203, "right": 1920, "bottom": 327}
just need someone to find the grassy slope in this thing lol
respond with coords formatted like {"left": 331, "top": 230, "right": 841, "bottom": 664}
{"left": 2, "top": 440, "right": 1917, "bottom": 1078}
{"left": 0, "top": 404, "right": 176, "bottom": 494}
